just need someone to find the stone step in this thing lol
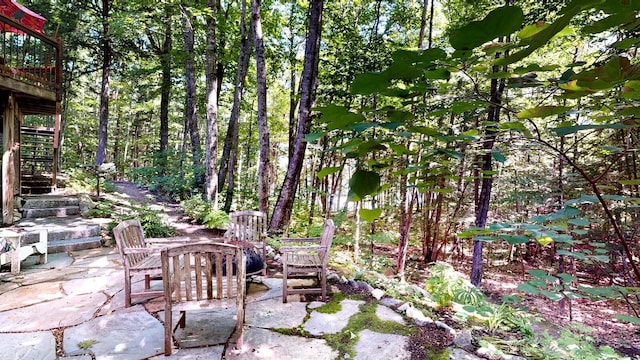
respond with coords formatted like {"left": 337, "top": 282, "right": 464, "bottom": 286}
{"left": 21, "top": 195, "right": 80, "bottom": 209}
{"left": 16, "top": 216, "right": 104, "bottom": 241}
{"left": 22, "top": 206, "right": 80, "bottom": 219}
{"left": 48, "top": 236, "right": 103, "bottom": 253}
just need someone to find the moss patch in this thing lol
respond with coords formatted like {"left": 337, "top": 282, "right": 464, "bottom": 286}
{"left": 324, "top": 300, "right": 416, "bottom": 359}
{"left": 314, "top": 293, "right": 348, "bottom": 314}
{"left": 77, "top": 339, "right": 99, "bottom": 350}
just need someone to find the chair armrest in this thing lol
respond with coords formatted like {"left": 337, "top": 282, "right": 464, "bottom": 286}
{"left": 280, "top": 245, "right": 325, "bottom": 253}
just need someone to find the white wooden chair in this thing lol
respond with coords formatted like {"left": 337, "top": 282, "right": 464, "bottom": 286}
{"left": 280, "top": 219, "right": 335, "bottom": 303}
{"left": 161, "top": 242, "right": 245, "bottom": 355}
{"left": 224, "top": 210, "right": 267, "bottom": 276}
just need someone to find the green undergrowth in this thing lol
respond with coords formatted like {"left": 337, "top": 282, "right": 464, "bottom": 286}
{"left": 314, "top": 293, "right": 348, "bottom": 313}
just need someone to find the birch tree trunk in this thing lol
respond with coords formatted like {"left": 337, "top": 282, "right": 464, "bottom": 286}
{"left": 96, "top": 0, "right": 111, "bottom": 166}
{"left": 251, "top": 0, "right": 270, "bottom": 215}
{"left": 205, "top": 0, "right": 219, "bottom": 206}
{"left": 181, "top": 4, "right": 203, "bottom": 189}
{"left": 270, "top": 0, "right": 323, "bottom": 231}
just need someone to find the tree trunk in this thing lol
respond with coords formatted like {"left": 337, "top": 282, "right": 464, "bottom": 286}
{"left": 418, "top": 0, "right": 428, "bottom": 49}
{"left": 252, "top": 0, "right": 270, "bottom": 215}
{"left": 219, "top": 0, "right": 252, "bottom": 196}
{"left": 181, "top": 4, "right": 203, "bottom": 189}
{"left": 270, "top": 0, "right": 324, "bottom": 231}
{"left": 470, "top": 65, "right": 506, "bottom": 287}
{"left": 96, "top": 0, "right": 111, "bottom": 166}
{"left": 205, "top": 0, "right": 219, "bottom": 207}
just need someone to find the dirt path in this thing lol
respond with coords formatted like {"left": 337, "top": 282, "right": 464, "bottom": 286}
{"left": 109, "top": 181, "right": 219, "bottom": 240}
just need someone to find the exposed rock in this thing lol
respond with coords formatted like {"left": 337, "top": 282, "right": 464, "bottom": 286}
{"left": 78, "top": 193, "right": 96, "bottom": 215}
{"left": 375, "top": 304, "right": 405, "bottom": 325}
{"left": 371, "top": 288, "right": 385, "bottom": 300}
{"left": 353, "top": 329, "right": 409, "bottom": 360}
{"left": 380, "top": 297, "right": 403, "bottom": 308}
{"left": 436, "top": 320, "right": 456, "bottom": 335}
{"left": 406, "top": 306, "right": 433, "bottom": 326}
{"left": 453, "top": 331, "right": 474, "bottom": 352}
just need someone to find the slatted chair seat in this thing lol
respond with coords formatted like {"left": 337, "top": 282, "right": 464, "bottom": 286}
{"left": 162, "top": 243, "right": 245, "bottom": 356}
{"left": 280, "top": 219, "right": 335, "bottom": 303}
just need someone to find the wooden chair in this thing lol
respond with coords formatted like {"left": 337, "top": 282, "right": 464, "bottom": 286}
{"left": 280, "top": 219, "right": 335, "bottom": 303}
{"left": 224, "top": 210, "right": 267, "bottom": 275}
{"left": 161, "top": 243, "right": 245, "bottom": 356}
{"left": 113, "top": 219, "right": 190, "bottom": 307}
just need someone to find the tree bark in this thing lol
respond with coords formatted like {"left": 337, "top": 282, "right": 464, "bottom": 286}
{"left": 96, "top": 0, "right": 111, "bottom": 166}
{"left": 270, "top": 0, "right": 324, "bottom": 231}
{"left": 470, "top": 66, "right": 506, "bottom": 287}
{"left": 147, "top": 5, "right": 172, "bottom": 172}
{"left": 219, "top": 0, "right": 252, "bottom": 203}
{"left": 251, "top": 0, "right": 270, "bottom": 215}
{"left": 205, "top": 0, "right": 219, "bottom": 207}
{"left": 181, "top": 4, "right": 203, "bottom": 189}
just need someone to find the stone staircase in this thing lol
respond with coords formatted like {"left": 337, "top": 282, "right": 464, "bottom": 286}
{"left": 16, "top": 195, "right": 109, "bottom": 253}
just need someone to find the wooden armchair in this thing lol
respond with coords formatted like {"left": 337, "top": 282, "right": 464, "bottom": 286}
{"left": 112, "top": 219, "right": 190, "bottom": 307}
{"left": 280, "top": 219, "right": 335, "bottom": 303}
{"left": 224, "top": 210, "right": 267, "bottom": 275}
{"left": 161, "top": 243, "right": 245, "bottom": 356}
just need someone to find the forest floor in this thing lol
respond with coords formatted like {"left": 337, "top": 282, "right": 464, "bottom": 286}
{"left": 109, "top": 181, "right": 640, "bottom": 358}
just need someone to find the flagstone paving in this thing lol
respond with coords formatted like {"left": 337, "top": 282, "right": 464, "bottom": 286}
{"left": 0, "top": 244, "right": 486, "bottom": 359}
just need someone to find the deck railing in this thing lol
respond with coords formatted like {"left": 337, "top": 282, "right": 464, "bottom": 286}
{"left": 0, "top": 12, "right": 61, "bottom": 99}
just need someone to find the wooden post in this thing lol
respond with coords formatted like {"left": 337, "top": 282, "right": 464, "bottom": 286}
{"left": 52, "top": 101, "right": 61, "bottom": 189}
{"left": 3, "top": 95, "right": 15, "bottom": 224}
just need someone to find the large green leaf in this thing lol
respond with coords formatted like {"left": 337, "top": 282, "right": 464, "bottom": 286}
{"left": 350, "top": 72, "right": 389, "bottom": 95}
{"left": 499, "top": 234, "right": 530, "bottom": 244}
{"left": 583, "top": 12, "right": 636, "bottom": 34}
{"left": 496, "top": 0, "right": 603, "bottom": 65}
{"left": 349, "top": 170, "right": 380, "bottom": 198}
{"left": 449, "top": 6, "right": 524, "bottom": 50}
{"left": 359, "top": 208, "right": 382, "bottom": 222}
{"left": 317, "top": 166, "right": 342, "bottom": 179}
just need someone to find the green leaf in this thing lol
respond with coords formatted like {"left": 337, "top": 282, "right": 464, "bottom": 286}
{"left": 449, "top": 6, "right": 524, "bottom": 50}
{"left": 558, "top": 249, "right": 587, "bottom": 260}
{"left": 499, "top": 235, "right": 530, "bottom": 244}
{"left": 517, "top": 106, "right": 571, "bottom": 119}
{"left": 304, "top": 132, "right": 326, "bottom": 142}
{"left": 496, "top": 1, "right": 602, "bottom": 65}
{"left": 557, "top": 273, "right": 577, "bottom": 283}
{"left": 540, "top": 290, "right": 564, "bottom": 301}
{"left": 567, "top": 218, "right": 590, "bottom": 226}
{"left": 615, "top": 314, "right": 640, "bottom": 324}
{"left": 350, "top": 72, "right": 389, "bottom": 95}
{"left": 349, "top": 170, "right": 380, "bottom": 198}
{"left": 359, "top": 208, "right": 382, "bottom": 222}
{"left": 537, "top": 236, "right": 554, "bottom": 247}
{"left": 583, "top": 12, "right": 636, "bottom": 34}
{"left": 528, "top": 269, "right": 556, "bottom": 282}
{"left": 517, "top": 283, "right": 540, "bottom": 295}
{"left": 492, "top": 150, "right": 507, "bottom": 163}
{"left": 317, "top": 166, "right": 342, "bottom": 179}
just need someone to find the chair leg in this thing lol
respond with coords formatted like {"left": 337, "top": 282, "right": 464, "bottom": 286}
{"left": 164, "top": 307, "right": 172, "bottom": 356}
{"left": 125, "top": 275, "right": 132, "bottom": 308}
{"left": 321, "top": 270, "right": 327, "bottom": 302}
{"left": 144, "top": 274, "right": 151, "bottom": 289}
{"left": 179, "top": 311, "right": 186, "bottom": 328}
{"left": 282, "top": 261, "right": 288, "bottom": 303}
